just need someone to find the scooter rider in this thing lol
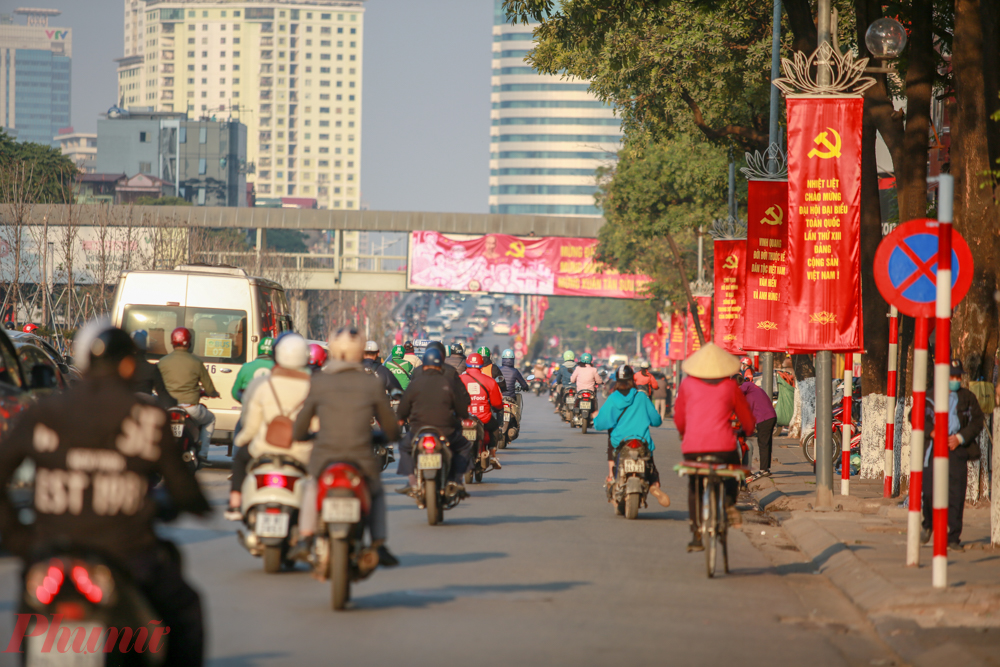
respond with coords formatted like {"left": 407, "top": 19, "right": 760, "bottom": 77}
{"left": 499, "top": 348, "right": 529, "bottom": 428}
{"left": 227, "top": 334, "right": 314, "bottom": 520}
{"left": 477, "top": 346, "right": 508, "bottom": 393}
{"left": 551, "top": 350, "right": 577, "bottom": 413}
{"left": 570, "top": 352, "right": 603, "bottom": 410}
{"left": 289, "top": 328, "right": 401, "bottom": 566}
{"left": 402, "top": 340, "right": 422, "bottom": 369}
{"left": 634, "top": 361, "right": 659, "bottom": 397}
{"left": 395, "top": 346, "right": 473, "bottom": 497}
{"left": 307, "top": 343, "right": 328, "bottom": 372}
{"left": 462, "top": 352, "right": 504, "bottom": 470}
{"left": 445, "top": 342, "right": 467, "bottom": 372}
{"left": 384, "top": 346, "right": 412, "bottom": 390}
{"left": 158, "top": 327, "right": 221, "bottom": 461}
{"left": 0, "top": 322, "right": 210, "bottom": 666}
{"left": 129, "top": 330, "right": 175, "bottom": 409}
{"left": 390, "top": 344, "right": 413, "bottom": 374}
{"left": 363, "top": 340, "right": 403, "bottom": 394}
{"left": 232, "top": 337, "right": 275, "bottom": 403}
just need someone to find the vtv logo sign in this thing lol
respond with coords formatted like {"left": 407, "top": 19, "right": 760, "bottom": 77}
{"left": 45, "top": 30, "right": 69, "bottom": 40}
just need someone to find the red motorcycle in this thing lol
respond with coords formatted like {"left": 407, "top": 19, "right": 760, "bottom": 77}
{"left": 313, "top": 462, "right": 379, "bottom": 611}
{"left": 574, "top": 390, "right": 595, "bottom": 433}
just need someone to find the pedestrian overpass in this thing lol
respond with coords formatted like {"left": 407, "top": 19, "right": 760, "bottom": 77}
{"left": 10, "top": 204, "right": 605, "bottom": 292}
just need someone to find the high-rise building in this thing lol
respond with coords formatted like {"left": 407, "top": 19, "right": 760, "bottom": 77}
{"left": 0, "top": 8, "right": 72, "bottom": 147}
{"left": 54, "top": 127, "right": 97, "bottom": 173}
{"left": 118, "top": 0, "right": 364, "bottom": 209}
{"left": 489, "top": 2, "right": 621, "bottom": 217}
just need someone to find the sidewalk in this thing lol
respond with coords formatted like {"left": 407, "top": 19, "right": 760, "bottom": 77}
{"left": 745, "top": 434, "right": 1000, "bottom": 634}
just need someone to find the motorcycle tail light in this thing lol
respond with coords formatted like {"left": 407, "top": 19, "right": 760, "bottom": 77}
{"left": 626, "top": 440, "right": 642, "bottom": 449}
{"left": 420, "top": 435, "right": 438, "bottom": 452}
{"left": 31, "top": 563, "right": 64, "bottom": 606}
{"left": 255, "top": 474, "right": 298, "bottom": 491}
{"left": 70, "top": 565, "right": 103, "bottom": 604}
{"left": 170, "top": 414, "right": 185, "bottom": 423}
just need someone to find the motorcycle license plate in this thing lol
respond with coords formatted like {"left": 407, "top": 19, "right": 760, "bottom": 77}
{"left": 580, "top": 401, "right": 591, "bottom": 409}
{"left": 418, "top": 454, "right": 442, "bottom": 469}
{"left": 622, "top": 459, "right": 645, "bottom": 474}
{"left": 503, "top": 412, "right": 510, "bottom": 422}
{"left": 255, "top": 512, "right": 290, "bottom": 538}
{"left": 170, "top": 423, "right": 184, "bottom": 437}
{"left": 322, "top": 497, "right": 361, "bottom": 523}
{"left": 28, "top": 624, "right": 104, "bottom": 667}
{"left": 463, "top": 429, "right": 478, "bottom": 441}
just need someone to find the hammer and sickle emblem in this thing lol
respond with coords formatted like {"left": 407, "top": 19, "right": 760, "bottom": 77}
{"left": 723, "top": 254, "right": 739, "bottom": 270}
{"left": 808, "top": 128, "right": 842, "bottom": 159}
{"left": 760, "top": 205, "right": 783, "bottom": 226}
{"left": 505, "top": 241, "right": 526, "bottom": 258}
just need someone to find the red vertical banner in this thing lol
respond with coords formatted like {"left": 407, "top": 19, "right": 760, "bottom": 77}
{"left": 743, "top": 179, "right": 790, "bottom": 351}
{"left": 668, "top": 311, "right": 685, "bottom": 360}
{"left": 686, "top": 298, "right": 711, "bottom": 357}
{"left": 713, "top": 239, "right": 746, "bottom": 354}
{"left": 786, "top": 96, "right": 863, "bottom": 350}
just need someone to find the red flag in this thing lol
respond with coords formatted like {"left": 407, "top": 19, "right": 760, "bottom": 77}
{"left": 668, "top": 311, "right": 686, "bottom": 360}
{"left": 743, "top": 179, "right": 790, "bottom": 351}
{"left": 713, "top": 239, "right": 745, "bottom": 354}
{"left": 786, "top": 96, "right": 863, "bottom": 350}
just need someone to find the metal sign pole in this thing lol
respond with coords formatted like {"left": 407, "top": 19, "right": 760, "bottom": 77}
{"left": 932, "top": 174, "right": 954, "bottom": 589}
{"left": 906, "top": 316, "right": 929, "bottom": 566}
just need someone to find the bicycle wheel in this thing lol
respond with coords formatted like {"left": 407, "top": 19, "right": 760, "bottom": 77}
{"left": 801, "top": 431, "right": 816, "bottom": 463}
{"left": 704, "top": 481, "right": 717, "bottom": 578}
{"left": 718, "top": 483, "right": 729, "bottom": 574}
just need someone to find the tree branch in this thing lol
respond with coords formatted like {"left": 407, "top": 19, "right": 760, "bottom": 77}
{"left": 679, "top": 89, "right": 769, "bottom": 148}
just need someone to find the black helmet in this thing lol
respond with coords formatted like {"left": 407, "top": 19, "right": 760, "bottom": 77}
{"left": 449, "top": 342, "right": 465, "bottom": 356}
{"left": 403, "top": 340, "right": 414, "bottom": 353}
{"left": 84, "top": 327, "right": 138, "bottom": 375}
{"left": 423, "top": 347, "right": 445, "bottom": 368}
{"left": 618, "top": 365, "right": 635, "bottom": 382}
{"left": 426, "top": 341, "right": 447, "bottom": 356}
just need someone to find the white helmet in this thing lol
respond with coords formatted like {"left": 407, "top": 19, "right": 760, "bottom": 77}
{"left": 275, "top": 332, "right": 309, "bottom": 370}
{"left": 364, "top": 340, "right": 379, "bottom": 353}
{"left": 330, "top": 328, "right": 365, "bottom": 363}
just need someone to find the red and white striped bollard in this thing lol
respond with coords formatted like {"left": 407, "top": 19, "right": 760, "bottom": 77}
{"left": 932, "top": 174, "right": 954, "bottom": 588}
{"left": 906, "top": 316, "right": 928, "bottom": 566}
{"left": 884, "top": 306, "right": 898, "bottom": 497}
{"left": 841, "top": 352, "right": 853, "bottom": 495}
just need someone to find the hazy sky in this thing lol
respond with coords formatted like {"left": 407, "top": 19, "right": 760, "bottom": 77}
{"left": 31, "top": 0, "right": 493, "bottom": 213}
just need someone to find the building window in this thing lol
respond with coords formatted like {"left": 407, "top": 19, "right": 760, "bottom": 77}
{"left": 197, "top": 187, "right": 206, "bottom": 205}
{"left": 179, "top": 127, "right": 187, "bottom": 143}
{"left": 139, "top": 131, "right": 148, "bottom": 142}
{"left": 198, "top": 158, "right": 207, "bottom": 175}
{"left": 139, "top": 161, "right": 152, "bottom": 173}
{"left": 199, "top": 128, "right": 207, "bottom": 144}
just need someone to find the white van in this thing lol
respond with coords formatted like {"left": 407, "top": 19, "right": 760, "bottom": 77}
{"left": 111, "top": 264, "right": 293, "bottom": 443}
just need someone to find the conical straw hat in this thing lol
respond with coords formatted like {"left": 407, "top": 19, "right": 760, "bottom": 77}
{"left": 681, "top": 342, "right": 741, "bottom": 379}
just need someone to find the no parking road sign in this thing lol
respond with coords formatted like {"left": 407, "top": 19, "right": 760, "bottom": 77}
{"left": 873, "top": 218, "right": 973, "bottom": 318}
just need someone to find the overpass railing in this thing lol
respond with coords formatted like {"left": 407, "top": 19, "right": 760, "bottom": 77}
{"left": 195, "top": 251, "right": 408, "bottom": 273}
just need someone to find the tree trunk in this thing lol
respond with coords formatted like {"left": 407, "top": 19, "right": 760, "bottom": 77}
{"left": 898, "top": 0, "right": 935, "bottom": 223}
{"left": 980, "top": 0, "right": 1000, "bottom": 176}
{"left": 951, "top": 0, "right": 1000, "bottom": 383}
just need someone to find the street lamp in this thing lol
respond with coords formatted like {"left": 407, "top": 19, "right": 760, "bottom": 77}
{"left": 864, "top": 18, "right": 907, "bottom": 72}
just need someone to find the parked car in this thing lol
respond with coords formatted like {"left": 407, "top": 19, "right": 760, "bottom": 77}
{"left": 9, "top": 333, "right": 68, "bottom": 393}
{"left": 7, "top": 332, "right": 81, "bottom": 383}
{"left": 0, "top": 327, "right": 63, "bottom": 445}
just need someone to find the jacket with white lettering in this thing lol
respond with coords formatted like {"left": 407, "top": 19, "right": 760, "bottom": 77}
{"left": 0, "top": 376, "right": 209, "bottom": 561}
{"left": 459, "top": 368, "right": 503, "bottom": 425}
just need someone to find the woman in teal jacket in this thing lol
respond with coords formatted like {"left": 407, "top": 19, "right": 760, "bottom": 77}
{"left": 594, "top": 366, "right": 671, "bottom": 507}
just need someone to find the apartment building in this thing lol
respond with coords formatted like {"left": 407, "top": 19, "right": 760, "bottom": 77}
{"left": 117, "top": 0, "right": 363, "bottom": 210}
{"left": 489, "top": 1, "right": 621, "bottom": 216}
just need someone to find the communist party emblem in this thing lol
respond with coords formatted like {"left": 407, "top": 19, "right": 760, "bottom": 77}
{"left": 505, "top": 241, "right": 526, "bottom": 258}
{"left": 807, "top": 128, "right": 842, "bottom": 159}
{"left": 759, "top": 205, "right": 783, "bottom": 226}
{"left": 723, "top": 254, "right": 739, "bottom": 270}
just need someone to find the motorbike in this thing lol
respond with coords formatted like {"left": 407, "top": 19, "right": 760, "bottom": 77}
{"left": 462, "top": 418, "right": 490, "bottom": 484}
{"left": 572, "top": 390, "right": 595, "bottom": 433}
{"left": 531, "top": 377, "right": 544, "bottom": 396}
{"left": 562, "top": 387, "right": 577, "bottom": 424}
{"left": 501, "top": 397, "right": 517, "bottom": 449}
{"left": 411, "top": 426, "right": 465, "bottom": 525}
{"left": 19, "top": 549, "right": 167, "bottom": 664}
{"left": 312, "top": 461, "right": 379, "bottom": 611}
{"left": 167, "top": 406, "right": 201, "bottom": 471}
{"left": 607, "top": 439, "right": 653, "bottom": 519}
{"left": 237, "top": 453, "right": 307, "bottom": 573}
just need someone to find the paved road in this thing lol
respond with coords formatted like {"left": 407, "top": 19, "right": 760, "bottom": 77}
{"left": 0, "top": 389, "right": 904, "bottom": 666}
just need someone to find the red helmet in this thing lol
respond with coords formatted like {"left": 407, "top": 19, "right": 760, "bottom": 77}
{"left": 465, "top": 352, "right": 484, "bottom": 369}
{"left": 740, "top": 356, "right": 752, "bottom": 367}
{"left": 171, "top": 327, "right": 192, "bottom": 349}
{"left": 22, "top": 323, "right": 38, "bottom": 334}
{"left": 308, "top": 343, "right": 328, "bottom": 369}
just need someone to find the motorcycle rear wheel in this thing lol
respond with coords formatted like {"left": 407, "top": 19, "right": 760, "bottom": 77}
{"left": 464, "top": 471, "right": 473, "bottom": 485}
{"left": 475, "top": 470, "right": 483, "bottom": 483}
{"left": 330, "top": 538, "right": 350, "bottom": 611}
{"left": 263, "top": 545, "right": 282, "bottom": 574}
{"left": 581, "top": 421, "right": 588, "bottom": 435}
{"left": 625, "top": 493, "right": 639, "bottom": 520}
{"left": 425, "top": 480, "right": 439, "bottom": 525}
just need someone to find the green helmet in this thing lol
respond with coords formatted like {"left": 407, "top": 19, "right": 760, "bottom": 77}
{"left": 580, "top": 353, "right": 593, "bottom": 364}
{"left": 501, "top": 348, "right": 515, "bottom": 359}
{"left": 562, "top": 350, "right": 575, "bottom": 362}
{"left": 391, "top": 344, "right": 405, "bottom": 359}
{"left": 477, "top": 346, "right": 491, "bottom": 360}
{"left": 258, "top": 337, "right": 275, "bottom": 357}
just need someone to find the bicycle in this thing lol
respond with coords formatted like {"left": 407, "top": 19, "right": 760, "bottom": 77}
{"left": 675, "top": 457, "right": 748, "bottom": 578}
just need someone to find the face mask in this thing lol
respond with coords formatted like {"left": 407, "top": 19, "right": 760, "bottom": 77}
{"left": 949, "top": 380, "right": 961, "bottom": 392}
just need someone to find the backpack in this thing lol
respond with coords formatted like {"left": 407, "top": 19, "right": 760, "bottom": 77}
{"left": 264, "top": 379, "right": 303, "bottom": 449}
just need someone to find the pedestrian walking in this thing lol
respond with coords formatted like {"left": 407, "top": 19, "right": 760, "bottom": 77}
{"left": 735, "top": 373, "right": 777, "bottom": 482}
{"left": 651, "top": 372, "right": 668, "bottom": 422}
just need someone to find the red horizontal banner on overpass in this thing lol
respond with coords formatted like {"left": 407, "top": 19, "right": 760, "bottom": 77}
{"left": 407, "top": 231, "right": 652, "bottom": 298}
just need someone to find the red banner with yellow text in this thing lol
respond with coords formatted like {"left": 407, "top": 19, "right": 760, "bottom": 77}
{"left": 743, "top": 179, "right": 790, "bottom": 351}
{"left": 713, "top": 239, "right": 746, "bottom": 354}
{"left": 668, "top": 311, "right": 686, "bottom": 360}
{"left": 408, "top": 231, "right": 652, "bottom": 298}
{"left": 685, "top": 297, "right": 712, "bottom": 357}
{"left": 786, "top": 96, "right": 863, "bottom": 350}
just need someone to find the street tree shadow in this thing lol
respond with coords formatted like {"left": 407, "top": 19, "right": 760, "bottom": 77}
{"left": 355, "top": 580, "right": 589, "bottom": 610}
{"left": 397, "top": 551, "right": 507, "bottom": 568}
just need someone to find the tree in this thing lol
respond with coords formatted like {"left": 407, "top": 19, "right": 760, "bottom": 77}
{"left": 265, "top": 229, "right": 308, "bottom": 253}
{"left": 135, "top": 195, "right": 191, "bottom": 206}
{"left": 0, "top": 130, "right": 77, "bottom": 204}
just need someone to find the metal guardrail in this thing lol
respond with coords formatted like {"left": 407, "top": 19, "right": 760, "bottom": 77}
{"left": 196, "top": 252, "right": 407, "bottom": 274}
